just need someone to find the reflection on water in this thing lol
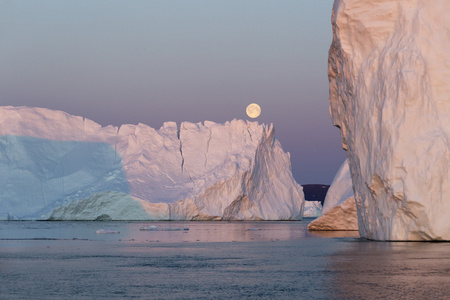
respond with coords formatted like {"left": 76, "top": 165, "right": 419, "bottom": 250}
{"left": 307, "top": 230, "right": 360, "bottom": 239}
{"left": 1, "top": 220, "right": 449, "bottom": 299}
{"left": 124, "top": 221, "right": 311, "bottom": 243}
{"left": 329, "top": 240, "right": 450, "bottom": 299}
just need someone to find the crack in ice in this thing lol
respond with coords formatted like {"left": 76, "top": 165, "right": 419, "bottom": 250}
{"left": 205, "top": 128, "right": 212, "bottom": 170}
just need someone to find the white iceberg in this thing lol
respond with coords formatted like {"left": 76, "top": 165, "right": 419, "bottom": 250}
{"left": 308, "top": 159, "right": 357, "bottom": 230}
{"left": 320, "top": 159, "right": 353, "bottom": 216}
{"left": 328, "top": 0, "right": 450, "bottom": 240}
{"left": 0, "top": 106, "right": 304, "bottom": 221}
{"left": 303, "top": 201, "right": 323, "bottom": 218}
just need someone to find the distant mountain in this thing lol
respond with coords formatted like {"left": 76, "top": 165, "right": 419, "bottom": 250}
{"left": 302, "top": 184, "right": 329, "bottom": 205}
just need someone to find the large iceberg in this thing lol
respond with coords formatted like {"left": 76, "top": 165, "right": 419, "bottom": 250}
{"left": 329, "top": 0, "right": 450, "bottom": 240}
{"left": 0, "top": 106, "right": 304, "bottom": 220}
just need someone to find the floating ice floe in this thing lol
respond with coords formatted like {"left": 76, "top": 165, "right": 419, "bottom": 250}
{"left": 139, "top": 226, "right": 189, "bottom": 231}
{"left": 95, "top": 229, "right": 120, "bottom": 234}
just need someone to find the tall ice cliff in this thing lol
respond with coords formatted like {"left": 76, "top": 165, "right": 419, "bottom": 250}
{"left": 329, "top": 0, "right": 450, "bottom": 240}
{"left": 0, "top": 106, "right": 304, "bottom": 220}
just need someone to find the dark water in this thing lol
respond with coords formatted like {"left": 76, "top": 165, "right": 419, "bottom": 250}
{"left": 1, "top": 220, "right": 449, "bottom": 299}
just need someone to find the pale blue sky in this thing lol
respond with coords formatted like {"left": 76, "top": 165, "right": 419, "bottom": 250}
{"left": 0, "top": 0, "right": 346, "bottom": 184}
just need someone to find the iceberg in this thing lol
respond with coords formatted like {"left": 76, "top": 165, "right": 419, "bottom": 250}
{"left": 329, "top": 1, "right": 450, "bottom": 240}
{"left": 307, "top": 196, "right": 357, "bottom": 231}
{"left": 0, "top": 106, "right": 304, "bottom": 221}
{"left": 303, "top": 201, "right": 322, "bottom": 218}
{"left": 308, "top": 159, "right": 357, "bottom": 230}
{"left": 319, "top": 159, "right": 353, "bottom": 216}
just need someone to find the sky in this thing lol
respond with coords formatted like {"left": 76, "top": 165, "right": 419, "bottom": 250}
{"left": 0, "top": 0, "right": 346, "bottom": 185}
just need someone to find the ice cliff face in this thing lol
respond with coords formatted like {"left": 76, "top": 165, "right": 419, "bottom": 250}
{"left": 0, "top": 106, "right": 304, "bottom": 220}
{"left": 329, "top": 0, "right": 450, "bottom": 240}
{"left": 308, "top": 159, "right": 357, "bottom": 230}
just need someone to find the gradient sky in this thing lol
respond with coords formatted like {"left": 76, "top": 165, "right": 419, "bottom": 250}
{"left": 0, "top": 0, "right": 346, "bottom": 184}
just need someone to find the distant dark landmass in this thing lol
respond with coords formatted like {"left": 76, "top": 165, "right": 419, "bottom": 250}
{"left": 302, "top": 184, "right": 330, "bottom": 205}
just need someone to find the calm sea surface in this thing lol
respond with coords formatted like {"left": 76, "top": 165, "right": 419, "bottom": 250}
{"left": 1, "top": 220, "right": 449, "bottom": 299}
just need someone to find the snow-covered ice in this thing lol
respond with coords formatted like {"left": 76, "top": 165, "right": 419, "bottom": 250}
{"left": 329, "top": 1, "right": 450, "bottom": 240}
{"left": 0, "top": 106, "right": 304, "bottom": 221}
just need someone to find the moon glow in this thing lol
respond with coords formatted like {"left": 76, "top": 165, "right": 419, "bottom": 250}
{"left": 246, "top": 103, "right": 261, "bottom": 118}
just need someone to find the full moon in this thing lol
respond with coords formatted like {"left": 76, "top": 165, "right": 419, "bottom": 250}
{"left": 246, "top": 103, "right": 261, "bottom": 118}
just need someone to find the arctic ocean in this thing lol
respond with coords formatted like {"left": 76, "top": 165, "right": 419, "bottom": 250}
{"left": 1, "top": 220, "right": 449, "bottom": 299}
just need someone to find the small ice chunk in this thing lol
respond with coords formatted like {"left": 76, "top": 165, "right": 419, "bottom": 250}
{"left": 140, "top": 225, "right": 158, "bottom": 230}
{"left": 139, "top": 226, "right": 189, "bottom": 231}
{"left": 96, "top": 229, "right": 120, "bottom": 234}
